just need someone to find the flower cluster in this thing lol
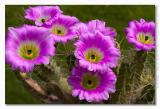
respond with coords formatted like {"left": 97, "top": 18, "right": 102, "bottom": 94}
{"left": 6, "top": 6, "right": 79, "bottom": 72}
{"left": 68, "top": 19, "right": 120, "bottom": 102}
{"left": 5, "top": 6, "right": 155, "bottom": 103}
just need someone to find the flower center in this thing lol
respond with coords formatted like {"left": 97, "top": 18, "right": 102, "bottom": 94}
{"left": 27, "top": 49, "right": 32, "bottom": 55}
{"left": 87, "top": 80, "right": 92, "bottom": 85}
{"left": 51, "top": 24, "right": 67, "bottom": 36}
{"left": 81, "top": 73, "right": 100, "bottom": 90}
{"left": 41, "top": 18, "right": 46, "bottom": 23}
{"left": 18, "top": 41, "right": 40, "bottom": 60}
{"left": 84, "top": 48, "right": 103, "bottom": 63}
{"left": 91, "top": 54, "right": 95, "bottom": 60}
{"left": 137, "top": 33, "right": 153, "bottom": 44}
{"left": 145, "top": 36, "right": 149, "bottom": 41}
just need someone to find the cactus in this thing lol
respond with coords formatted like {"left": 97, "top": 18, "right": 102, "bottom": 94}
{"left": 5, "top": 5, "right": 155, "bottom": 104}
{"left": 13, "top": 45, "right": 155, "bottom": 104}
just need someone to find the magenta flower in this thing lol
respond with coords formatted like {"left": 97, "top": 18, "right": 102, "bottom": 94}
{"left": 125, "top": 18, "right": 155, "bottom": 51}
{"left": 74, "top": 31, "right": 120, "bottom": 72}
{"left": 6, "top": 25, "right": 55, "bottom": 72}
{"left": 48, "top": 15, "right": 79, "bottom": 43}
{"left": 68, "top": 66, "right": 116, "bottom": 102}
{"left": 25, "top": 6, "right": 62, "bottom": 26}
{"left": 72, "top": 20, "right": 117, "bottom": 39}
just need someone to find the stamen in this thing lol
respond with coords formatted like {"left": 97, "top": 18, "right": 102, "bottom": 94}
{"left": 85, "top": 48, "right": 103, "bottom": 63}
{"left": 81, "top": 73, "right": 100, "bottom": 90}
{"left": 19, "top": 42, "right": 39, "bottom": 60}
{"left": 51, "top": 25, "right": 67, "bottom": 36}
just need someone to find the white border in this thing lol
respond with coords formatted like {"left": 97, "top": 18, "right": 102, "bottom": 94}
{"left": 3, "top": 0, "right": 158, "bottom": 5}
{"left": 0, "top": 0, "right": 5, "bottom": 108}
{"left": 1, "top": 0, "right": 160, "bottom": 109}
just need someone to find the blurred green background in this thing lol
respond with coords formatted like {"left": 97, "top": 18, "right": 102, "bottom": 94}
{"left": 5, "top": 5, "right": 155, "bottom": 104}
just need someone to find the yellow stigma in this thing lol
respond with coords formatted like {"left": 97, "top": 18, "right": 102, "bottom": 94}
{"left": 81, "top": 73, "right": 100, "bottom": 90}
{"left": 84, "top": 48, "right": 103, "bottom": 63}
{"left": 18, "top": 41, "right": 39, "bottom": 60}
{"left": 137, "top": 33, "right": 153, "bottom": 44}
{"left": 41, "top": 19, "right": 45, "bottom": 23}
{"left": 51, "top": 24, "right": 67, "bottom": 36}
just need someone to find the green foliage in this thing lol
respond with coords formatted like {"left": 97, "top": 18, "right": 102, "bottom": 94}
{"left": 5, "top": 65, "right": 41, "bottom": 104}
{"left": 5, "top": 5, "right": 155, "bottom": 104}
